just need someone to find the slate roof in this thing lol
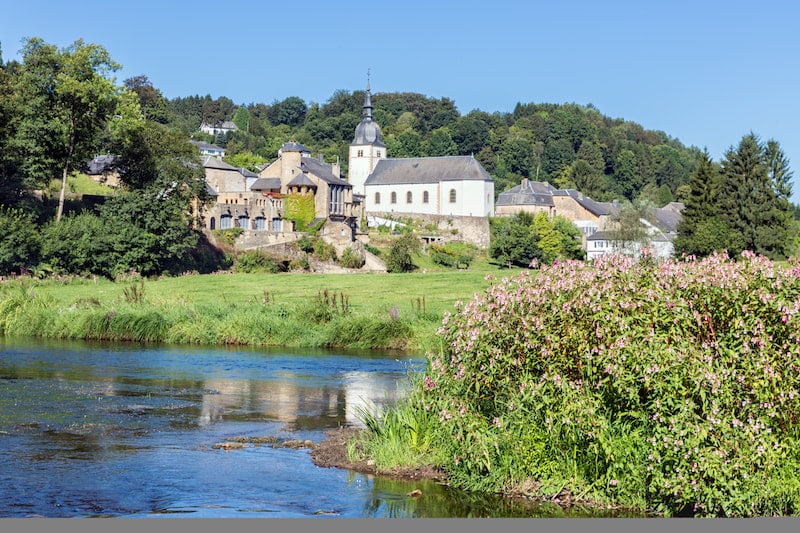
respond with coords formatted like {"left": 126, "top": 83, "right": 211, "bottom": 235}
{"left": 496, "top": 180, "right": 556, "bottom": 208}
{"left": 191, "top": 140, "right": 225, "bottom": 152}
{"left": 86, "top": 154, "right": 116, "bottom": 174}
{"left": 200, "top": 155, "right": 238, "bottom": 171}
{"left": 654, "top": 202, "right": 684, "bottom": 233}
{"left": 559, "top": 189, "right": 615, "bottom": 217}
{"left": 299, "top": 158, "right": 350, "bottom": 187}
{"left": 279, "top": 141, "right": 311, "bottom": 154}
{"left": 286, "top": 173, "right": 317, "bottom": 188}
{"left": 365, "top": 156, "right": 493, "bottom": 186}
{"left": 250, "top": 177, "right": 281, "bottom": 191}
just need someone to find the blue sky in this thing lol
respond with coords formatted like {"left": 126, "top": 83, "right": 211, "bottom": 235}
{"left": 3, "top": 0, "right": 800, "bottom": 200}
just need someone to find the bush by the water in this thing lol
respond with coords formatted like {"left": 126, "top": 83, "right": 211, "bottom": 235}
{"left": 363, "top": 251, "right": 800, "bottom": 516}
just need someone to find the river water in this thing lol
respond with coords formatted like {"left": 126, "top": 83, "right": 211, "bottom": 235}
{"left": 0, "top": 337, "right": 606, "bottom": 519}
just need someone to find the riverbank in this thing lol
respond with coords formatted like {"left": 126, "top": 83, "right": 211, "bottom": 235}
{"left": 0, "top": 270, "right": 499, "bottom": 352}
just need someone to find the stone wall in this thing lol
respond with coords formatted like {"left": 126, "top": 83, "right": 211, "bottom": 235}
{"left": 367, "top": 212, "right": 491, "bottom": 248}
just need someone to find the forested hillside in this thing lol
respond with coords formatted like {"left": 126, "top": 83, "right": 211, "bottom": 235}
{"left": 157, "top": 87, "right": 703, "bottom": 205}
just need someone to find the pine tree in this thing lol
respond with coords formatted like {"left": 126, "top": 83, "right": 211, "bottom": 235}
{"left": 674, "top": 150, "right": 727, "bottom": 257}
{"left": 719, "top": 133, "right": 793, "bottom": 259}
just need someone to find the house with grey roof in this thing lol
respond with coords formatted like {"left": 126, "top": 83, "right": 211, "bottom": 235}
{"left": 200, "top": 121, "right": 238, "bottom": 136}
{"left": 191, "top": 140, "right": 225, "bottom": 158}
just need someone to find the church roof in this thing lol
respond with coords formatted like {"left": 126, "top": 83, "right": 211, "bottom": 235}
{"left": 365, "top": 156, "right": 494, "bottom": 186}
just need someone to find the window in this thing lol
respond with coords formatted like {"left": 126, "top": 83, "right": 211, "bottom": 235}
{"left": 390, "top": 191, "right": 397, "bottom": 204}
{"left": 423, "top": 191, "right": 429, "bottom": 204}
{"left": 449, "top": 189, "right": 456, "bottom": 203}
{"left": 377, "top": 150, "right": 381, "bottom": 158}
{"left": 357, "top": 149, "right": 364, "bottom": 157}
{"left": 220, "top": 214, "right": 232, "bottom": 229}
{"left": 237, "top": 216, "right": 249, "bottom": 229}
{"left": 375, "top": 192, "right": 381, "bottom": 205}
{"left": 254, "top": 217, "right": 266, "bottom": 230}
{"left": 406, "top": 191, "right": 412, "bottom": 203}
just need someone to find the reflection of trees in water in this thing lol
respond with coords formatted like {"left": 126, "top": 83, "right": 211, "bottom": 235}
{"left": 358, "top": 476, "right": 634, "bottom": 518}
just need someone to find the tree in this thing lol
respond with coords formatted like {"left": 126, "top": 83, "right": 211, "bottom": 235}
{"left": 605, "top": 201, "right": 652, "bottom": 256}
{"left": 232, "top": 106, "right": 250, "bottom": 132}
{"left": 489, "top": 212, "right": 543, "bottom": 267}
{"left": 267, "top": 96, "right": 307, "bottom": 127}
{"left": 0, "top": 206, "right": 40, "bottom": 274}
{"left": 11, "top": 38, "right": 121, "bottom": 220}
{"left": 386, "top": 232, "right": 420, "bottom": 273}
{"left": 124, "top": 75, "right": 168, "bottom": 123}
{"left": 718, "top": 133, "right": 793, "bottom": 259}
{"left": 674, "top": 150, "right": 728, "bottom": 257}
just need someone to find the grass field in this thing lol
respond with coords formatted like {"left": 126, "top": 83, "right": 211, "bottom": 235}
{"left": 2, "top": 268, "right": 518, "bottom": 352}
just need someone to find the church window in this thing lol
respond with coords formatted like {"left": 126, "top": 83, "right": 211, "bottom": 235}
{"left": 357, "top": 150, "right": 364, "bottom": 157}
{"left": 375, "top": 192, "right": 381, "bottom": 205}
{"left": 423, "top": 191, "right": 429, "bottom": 203}
{"left": 449, "top": 189, "right": 457, "bottom": 203}
{"left": 391, "top": 191, "right": 397, "bottom": 204}
{"left": 377, "top": 150, "right": 381, "bottom": 158}
{"left": 406, "top": 191, "right": 412, "bottom": 203}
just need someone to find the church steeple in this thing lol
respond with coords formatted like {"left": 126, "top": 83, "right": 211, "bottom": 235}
{"left": 351, "top": 72, "right": 384, "bottom": 147}
{"left": 349, "top": 72, "right": 386, "bottom": 196}
{"left": 363, "top": 71, "right": 373, "bottom": 120}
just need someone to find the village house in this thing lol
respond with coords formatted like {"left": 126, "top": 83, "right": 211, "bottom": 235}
{"left": 496, "top": 177, "right": 684, "bottom": 260}
{"left": 190, "top": 140, "right": 225, "bottom": 158}
{"left": 200, "top": 120, "right": 238, "bottom": 136}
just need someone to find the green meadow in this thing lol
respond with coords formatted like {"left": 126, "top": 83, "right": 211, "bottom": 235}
{"left": 0, "top": 269, "right": 507, "bottom": 352}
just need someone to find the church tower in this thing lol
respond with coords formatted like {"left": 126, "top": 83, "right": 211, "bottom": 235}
{"left": 348, "top": 77, "right": 385, "bottom": 196}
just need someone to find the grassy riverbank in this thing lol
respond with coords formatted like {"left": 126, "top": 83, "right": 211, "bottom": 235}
{"left": 0, "top": 269, "right": 503, "bottom": 351}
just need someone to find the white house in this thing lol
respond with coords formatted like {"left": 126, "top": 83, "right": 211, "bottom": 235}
{"left": 200, "top": 120, "right": 238, "bottom": 136}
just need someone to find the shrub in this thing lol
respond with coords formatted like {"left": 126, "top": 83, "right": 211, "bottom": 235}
{"left": 0, "top": 206, "right": 40, "bottom": 275}
{"left": 339, "top": 247, "right": 364, "bottom": 269}
{"left": 234, "top": 251, "right": 283, "bottom": 273}
{"left": 384, "top": 251, "right": 800, "bottom": 516}
{"left": 386, "top": 233, "right": 420, "bottom": 273}
{"left": 313, "top": 238, "right": 337, "bottom": 262}
{"left": 430, "top": 241, "right": 478, "bottom": 269}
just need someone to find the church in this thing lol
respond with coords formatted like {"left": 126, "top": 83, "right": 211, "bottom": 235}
{"left": 349, "top": 81, "right": 495, "bottom": 220}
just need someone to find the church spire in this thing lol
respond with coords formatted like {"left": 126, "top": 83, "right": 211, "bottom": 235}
{"left": 363, "top": 69, "right": 373, "bottom": 120}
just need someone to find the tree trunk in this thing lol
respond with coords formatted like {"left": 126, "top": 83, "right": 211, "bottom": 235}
{"left": 56, "top": 164, "right": 68, "bottom": 221}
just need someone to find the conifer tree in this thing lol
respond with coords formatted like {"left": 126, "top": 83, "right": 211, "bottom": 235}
{"left": 674, "top": 150, "right": 727, "bottom": 256}
{"left": 719, "top": 133, "right": 793, "bottom": 259}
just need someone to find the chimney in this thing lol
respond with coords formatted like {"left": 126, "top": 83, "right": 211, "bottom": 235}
{"left": 521, "top": 178, "right": 529, "bottom": 190}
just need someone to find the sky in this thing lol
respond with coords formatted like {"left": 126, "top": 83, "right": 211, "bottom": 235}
{"left": 3, "top": 0, "right": 800, "bottom": 200}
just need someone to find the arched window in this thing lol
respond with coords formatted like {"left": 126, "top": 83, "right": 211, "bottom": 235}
{"left": 449, "top": 189, "right": 457, "bottom": 203}
{"left": 220, "top": 214, "right": 232, "bottom": 229}
{"left": 390, "top": 191, "right": 397, "bottom": 204}
{"left": 423, "top": 191, "right": 429, "bottom": 204}
{"left": 406, "top": 191, "right": 412, "bottom": 203}
{"left": 374, "top": 192, "right": 381, "bottom": 205}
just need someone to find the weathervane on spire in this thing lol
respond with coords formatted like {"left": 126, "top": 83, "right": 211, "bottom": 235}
{"left": 367, "top": 68, "right": 371, "bottom": 91}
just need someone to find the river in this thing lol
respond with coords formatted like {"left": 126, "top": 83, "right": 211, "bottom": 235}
{"left": 0, "top": 337, "right": 604, "bottom": 518}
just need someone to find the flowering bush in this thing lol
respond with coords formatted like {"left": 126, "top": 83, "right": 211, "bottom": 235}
{"left": 421, "top": 251, "right": 800, "bottom": 516}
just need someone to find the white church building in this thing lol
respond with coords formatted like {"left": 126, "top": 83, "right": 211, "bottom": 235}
{"left": 348, "top": 82, "right": 495, "bottom": 219}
